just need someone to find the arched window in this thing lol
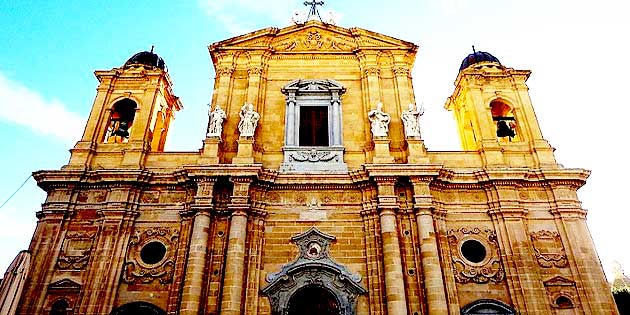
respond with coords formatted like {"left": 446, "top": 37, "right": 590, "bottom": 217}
{"left": 490, "top": 99, "right": 517, "bottom": 141}
{"left": 288, "top": 285, "right": 340, "bottom": 315}
{"left": 50, "top": 299, "right": 69, "bottom": 315}
{"left": 461, "top": 299, "right": 516, "bottom": 315}
{"left": 555, "top": 295, "right": 574, "bottom": 308}
{"left": 104, "top": 98, "right": 137, "bottom": 143}
{"left": 110, "top": 301, "right": 165, "bottom": 315}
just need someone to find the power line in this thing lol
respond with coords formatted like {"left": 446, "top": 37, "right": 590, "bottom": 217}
{"left": 0, "top": 174, "right": 33, "bottom": 210}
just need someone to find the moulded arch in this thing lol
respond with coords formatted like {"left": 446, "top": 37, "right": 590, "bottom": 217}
{"left": 103, "top": 97, "right": 139, "bottom": 142}
{"left": 110, "top": 301, "right": 165, "bottom": 315}
{"left": 554, "top": 294, "right": 575, "bottom": 308}
{"left": 49, "top": 298, "right": 70, "bottom": 315}
{"left": 461, "top": 299, "right": 516, "bottom": 315}
{"left": 489, "top": 98, "right": 514, "bottom": 117}
{"left": 107, "top": 95, "right": 142, "bottom": 111}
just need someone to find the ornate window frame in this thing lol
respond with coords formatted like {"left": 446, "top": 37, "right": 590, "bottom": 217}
{"left": 280, "top": 79, "right": 348, "bottom": 173}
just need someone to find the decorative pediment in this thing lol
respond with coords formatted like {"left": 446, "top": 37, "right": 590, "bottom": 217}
{"left": 209, "top": 21, "right": 416, "bottom": 55}
{"left": 48, "top": 278, "right": 81, "bottom": 291}
{"left": 282, "top": 79, "right": 346, "bottom": 94}
{"left": 544, "top": 276, "right": 576, "bottom": 287}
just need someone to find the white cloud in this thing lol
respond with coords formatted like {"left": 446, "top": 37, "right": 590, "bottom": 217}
{"left": 0, "top": 72, "right": 84, "bottom": 143}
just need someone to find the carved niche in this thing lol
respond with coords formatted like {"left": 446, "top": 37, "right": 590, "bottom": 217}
{"left": 447, "top": 227, "right": 505, "bottom": 284}
{"left": 122, "top": 227, "right": 179, "bottom": 284}
{"left": 57, "top": 232, "right": 95, "bottom": 270}
{"left": 261, "top": 227, "right": 366, "bottom": 315}
{"left": 530, "top": 230, "right": 568, "bottom": 268}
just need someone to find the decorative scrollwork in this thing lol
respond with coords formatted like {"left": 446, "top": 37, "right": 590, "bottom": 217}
{"left": 262, "top": 228, "right": 366, "bottom": 315}
{"left": 56, "top": 232, "right": 95, "bottom": 270}
{"left": 530, "top": 230, "right": 568, "bottom": 268}
{"left": 447, "top": 227, "right": 505, "bottom": 284}
{"left": 392, "top": 66, "right": 410, "bottom": 76}
{"left": 273, "top": 30, "right": 357, "bottom": 52}
{"left": 289, "top": 149, "right": 338, "bottom": 163}
{"left": 215, "top": 66, "right": 235, "bottom": 77}
{"left": 122, "top": 227, "right": 179, "bottom": 284}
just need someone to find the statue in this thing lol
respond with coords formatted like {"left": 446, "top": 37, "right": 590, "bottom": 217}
{"left": 367, "top": 102, "right": 391, "bottom": 137}
{"left": 401, "top": 103, "right": 424, "bottom": 138}
{"left": 206, "top": 104, "right": 226, "bottom": 138}
{"left": 238, "top": 103, "right": 260, "bottom": 137}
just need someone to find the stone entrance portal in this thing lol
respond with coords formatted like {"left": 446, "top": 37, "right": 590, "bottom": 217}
{"left": 288, "top": 285, "right": 340, "bottom": 315}
{"left": 261, "top": 228, "right": 366, "bottom": 315}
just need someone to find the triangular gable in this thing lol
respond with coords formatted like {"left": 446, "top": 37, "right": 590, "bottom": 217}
{"left": 544, "top": 276, "right": 576, "bottom": 287}
{"left": 209, "top": 20, "right": 417, "bottom": 56}
{"left": 48, "top": 278, "right": 81, "bottom": 291}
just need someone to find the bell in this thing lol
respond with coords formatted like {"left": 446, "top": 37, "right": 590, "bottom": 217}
{"left": 496, "top": 120, "right": 515, "bottom": 138}
{"left": 113, "top": 121, "right": 130, "bottom": 138}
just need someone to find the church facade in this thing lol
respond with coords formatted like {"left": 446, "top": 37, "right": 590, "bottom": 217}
{"left": 13, "top": 19, "right": 617, "bottom": 315}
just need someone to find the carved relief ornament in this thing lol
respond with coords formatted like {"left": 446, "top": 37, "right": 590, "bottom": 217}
{"left": 56, "top": 231, "right": 95, "bottom": 270}
{"left": 273, "top": 30, "right": 357, "bottom": 52}
{"left": 261, "top": 228, "right": 366, "bottom": 315}
{"left": 447, "top": 227, "right": 505, "bottom": 284}
{"left": 530, "top": 230, "right": 568, "bottom": 268}
{"left": 122, "top": 227, "right": 179, "bottom": 284}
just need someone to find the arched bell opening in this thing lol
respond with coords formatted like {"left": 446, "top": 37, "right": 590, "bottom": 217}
{"left": 287, "top": 285, "right": 341, "bottom": 315}
{"left": 104, "top": 98, "right": 137, "bottom": 143}
{"left": 489, "top": 99, "right": 518, "bottom": 142}
{"left": 110, "top": 301, "right": 165, "bottom": 315}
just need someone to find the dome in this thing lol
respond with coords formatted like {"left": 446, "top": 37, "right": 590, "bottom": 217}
{"left": 123, "top": 50, "right": 166, "bottom": 70}
{"left": 459, "top": 50, "right": 501, "bottom": 71}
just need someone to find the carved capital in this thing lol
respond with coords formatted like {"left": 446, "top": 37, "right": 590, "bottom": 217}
{"left": 215, "top": 66, "right": 235, "bottom": 77}
{"left": 247, "top": 66, "right": 263, "bottom": 76}
{"left": 363, "top": 66, "right": 380, "bottom": 77}
{"left": 393, "top": 66, "right": 410, "bottom": 76}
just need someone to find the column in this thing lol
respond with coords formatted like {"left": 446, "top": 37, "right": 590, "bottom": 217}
{"left": 180, "top": 178, "right": 216, "bottom": 314}
{"left": 375, "top": 177, "right": 408, "bottom": 315}
{"left": 410, "top": 177, "right": 448, "bottom": 314}
{"left": 220, "top": 177, "right": 252, "bottom": 315}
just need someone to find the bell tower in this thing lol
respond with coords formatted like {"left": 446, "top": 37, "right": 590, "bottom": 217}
{"left": 66, "top": 50, "right": 182, "bottom": 170}
{"left": 444, "top": 50, "right": 557, "bottom": 168}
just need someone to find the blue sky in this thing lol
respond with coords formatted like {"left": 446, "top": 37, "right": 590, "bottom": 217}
{"left": 1, "top": 0, "right": 629, "bottom": 279}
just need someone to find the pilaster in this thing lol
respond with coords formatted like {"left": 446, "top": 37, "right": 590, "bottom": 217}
{"left": 486, "top": 181, "right": 550, "bottom": 314}
{"left": 77, "top": 185, "right": 139, "bottom": 315}
{"left": 548, "top": 181, "right": 617, "bottom": 314}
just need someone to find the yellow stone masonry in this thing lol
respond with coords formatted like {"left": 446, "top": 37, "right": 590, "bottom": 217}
{"left": 11, "top": 20, "right": 617, "bottom": 315}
